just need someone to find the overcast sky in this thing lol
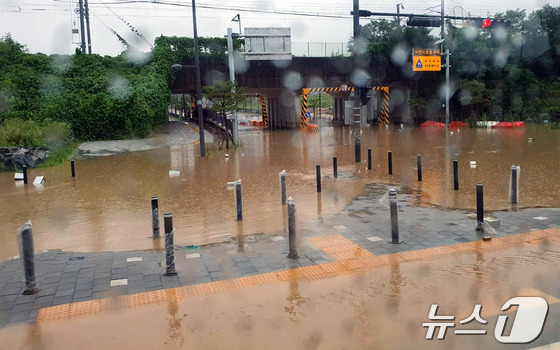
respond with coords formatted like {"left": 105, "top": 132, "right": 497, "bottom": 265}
{"left": 0, "top": 0, "right": 555, "bottom": 56}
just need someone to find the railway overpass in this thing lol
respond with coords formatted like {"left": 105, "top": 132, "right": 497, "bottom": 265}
{"left": 171, "top": 57, "right": 410, "bottom": 129}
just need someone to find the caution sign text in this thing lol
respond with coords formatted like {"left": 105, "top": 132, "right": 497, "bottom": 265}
{"left": 413, "top": 55, "right": 441, "bottom": 72}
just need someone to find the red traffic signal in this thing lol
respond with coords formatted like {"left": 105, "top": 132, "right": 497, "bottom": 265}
{"left": 481, "top": 19, "right": 492, "bottom": 29}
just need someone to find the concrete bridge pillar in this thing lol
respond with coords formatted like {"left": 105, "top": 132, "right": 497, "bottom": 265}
{"left": 266, "top": 92, "right": 298, "bottom": 130}
{"left": 332, "top": 94, "right": 350, "bottom": 126}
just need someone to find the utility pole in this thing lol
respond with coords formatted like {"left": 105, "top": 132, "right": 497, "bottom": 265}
{"left": 441, "top": 0, "right": 450, "bottom": 128}
{"left": 84, "top": 0, "right": 92, "bottom": 54}
{"left": 396, "top": 3, "right": 404, "bottom": 26}
{"left": 352, "top": 0, "right": 361, "bottom": 163}
{"left": 227, "top": 28, "right": 239, "bottom": 145}
{"left": 78, "top": 0, "right": 86, "bottom": 53}
{"left": 192, "top": 0, "right": 206, "bottom": 157}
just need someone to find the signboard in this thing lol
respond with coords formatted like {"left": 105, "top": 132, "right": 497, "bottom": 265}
{"left": 413, "top": 55, "right": 441, "bottom": 71}
{"left": 244, "top": 27, "right": 292, "bottom": 60}
{"left": 414, "top": 48, "right": 441, "bottom": 56}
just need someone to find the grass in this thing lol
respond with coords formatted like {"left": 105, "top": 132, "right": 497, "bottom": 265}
{"left": 36, "top": 141, "right": 80, "bottom": 169}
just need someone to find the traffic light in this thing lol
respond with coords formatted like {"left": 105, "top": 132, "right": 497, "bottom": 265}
{"left": 406, "top": 16, "right": 443, "bottom": 28}
{"left": 467, "top": 18, "right": 511, "bottom": 29}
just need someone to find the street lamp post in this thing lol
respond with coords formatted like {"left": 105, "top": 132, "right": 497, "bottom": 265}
{"left": 192, "top": 0, "right": 206, "bottom": 157}
{"left": 172, "top": 63, "right": 205, "bottom": 157}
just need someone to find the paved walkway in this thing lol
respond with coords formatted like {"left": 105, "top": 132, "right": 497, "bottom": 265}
{"left": 74, "top": 121, "right": 213, "bottom": 159}
{"left": 1, "top": 183, "right": 560, "bottom": 327}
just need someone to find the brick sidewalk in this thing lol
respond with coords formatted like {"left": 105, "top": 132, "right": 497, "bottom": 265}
{"left": 1, "top": 183, "right": 559, "bottom": 327}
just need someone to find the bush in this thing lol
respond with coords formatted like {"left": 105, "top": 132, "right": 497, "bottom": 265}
{"left": 41, "top": 118, "right": 72, "bottom": 150}
{"left": 0, "top": 118, "right": 72, "bottom": 148}
{"left": 0, "top": 118, "right": 43, "bottom": 147}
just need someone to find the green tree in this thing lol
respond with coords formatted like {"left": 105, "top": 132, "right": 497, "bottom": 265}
{"left": 203, "top": 80, "right": 246, "bottom": 146}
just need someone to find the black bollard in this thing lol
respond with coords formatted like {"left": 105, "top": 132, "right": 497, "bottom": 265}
{"left": 333, "top": 157, "right": 338, "bottom": 179}
{"left": 18, "top": 221, "right": 40, "bottom": 295}
{"left": 388, "top": 151, "right": 393, "bottom": 175}
{"left": 279, "top": 170, "right": 287, "bottom": 204}
{"left": 71, "top": 160, "right": 76, "bottom": 178}
{"left": 316, "top": 164, "right": 321, "bottom": 192}
{"left": 367, "top": 148, "right": 372, "bottom": 170}
{"left": 151, "top": 196, "right": 160, "bottom": 238}
{"left": 287, "top": 197, "right": 299, "bottom": 259}
{"left": 510, "top": 166, "right": 520, "bottom": 204}
{"left": 453, "top": 160, "right": 459, "bottom": 190}
{"left": 417, "top": 154, "right": 422, "bottom": 182}
{"left": 163, "top": 214, "right": 177, "bottom": 275}
{"left": 476, "top": 183, "right": 484, "bottom": 231}
{"left": 388, "top": 189, "right": 403, "bottom": 244}
{"left": 22, "top": 165, "right": 28, "bottom": 184}
{"left": 355, "top": 132, "right": 361, "bottom": 163}
{"left": 235, "top": 180, "right": 243, "bottom": 221}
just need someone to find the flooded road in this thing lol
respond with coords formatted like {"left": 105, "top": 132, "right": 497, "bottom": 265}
{"left": 0, "top": 124, "right": 558, "bottom": 259}
{"left": 1, "top": 238, "right": 559, "bottom": 349}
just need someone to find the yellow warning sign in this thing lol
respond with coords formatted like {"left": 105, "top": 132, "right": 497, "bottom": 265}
{"left": 413, "top": 55, "right": 441, "bottom": 71}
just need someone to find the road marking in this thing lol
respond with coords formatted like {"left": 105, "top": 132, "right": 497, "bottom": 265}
{"left": 110, "top": 279, "right": 128, "bottom": 287}
{"left": 37, "top": 228, "right": 560, "bottom": 323}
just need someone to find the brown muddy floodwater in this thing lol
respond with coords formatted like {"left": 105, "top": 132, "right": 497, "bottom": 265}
{"left": 2, "top": 239, "right": 560, "bottom": 349}
{"left": 0, "top": 125, "right": 559, "bottom": 259}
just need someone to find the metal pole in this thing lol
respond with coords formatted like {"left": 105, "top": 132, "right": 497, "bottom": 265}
{"left": 316, "top": 164, "right": 321, "bottom": 192}
{"left": 333, "top": 156, "right": 338, "bottom": 179}
{"left": 287, "top": 197, "right": 299, "bottom": 258}
{"left": 355, "top": 127, "right": 361, "bottom": 163}
{"left": 22, "top": 165, "right": 28, "bottom": 184}
{"left": 192, "top": 0, "right": 206, "bottom": 157}
{"left": 368, "top": 148, "right": 372, "bottom": 170}
{"left": 353, "top": 0, "right": 362, "bottom": 164}
{"left": 84, "top": 0, "right": 92, "bottom": 54}
{"left": 388, "top": 151, "right": 393, "bottom": 175}
{"left": 279, "top": 170, "right": 287, "bottom": 204}
{"left": 445, "top": 49, "right": 450, "bottom": 128}
{"left": 388, "top": 189, "right": 403, "bottom": 244}
{"left": 227, "top": 28, "right": 239, "bottom": 145}
{"left": 476, "top": 183, "right": 484, "bottom": 231}
{"left": 453, "top": 159, "right": 459, "bottom": 190}
{"left": 319, "top": 93, "right": 322, "bottom": 122}
{"left": 511, "top": 166, "right": 519, "bottom": 204}
{"left": 396, "top": 4, "right": 401, "bottom": 24}
{"left": 71, "top": 159, "right": 76, "bottom": 177}
{"left": 18, "top": 221, "right": 40, "bottom": 294}
{"left": 235, "top": 180, "right": 243, "bottom": 220}
{"left": 417, "top": 154, "right": 422, "bottom": 182}
{"left": 163, "top": 214, "right": 177, "bottom": 275}
{"left": 151, "top": 196, "right": 160, "bottom": 238}
{"left": 78, "top": 0, "right": 86, "bottom": 53}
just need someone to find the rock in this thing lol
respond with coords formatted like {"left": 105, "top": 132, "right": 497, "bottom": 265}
{"left": 0, "top": 146, "right": 50, "bottom": 170}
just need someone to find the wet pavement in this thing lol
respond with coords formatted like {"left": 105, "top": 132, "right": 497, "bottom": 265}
{"left": 1, "top": 124, "right": 560, "bottom": 348}
{"left": 74, "top": 121, "right": 212, "bottom": 159}
{"left": 1, "top": 230, "right": 560, "bottom": 349}
{"left": 1, "top": 182, "right": 560, "bottom": 328}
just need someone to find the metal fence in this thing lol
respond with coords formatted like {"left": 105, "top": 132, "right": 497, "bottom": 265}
{"left": 292, "top": 42, "right": 350, "bottom": 57}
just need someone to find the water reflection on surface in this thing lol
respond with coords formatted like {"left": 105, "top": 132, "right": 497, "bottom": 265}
{"left": 2, "top": 241, "right": 559, "bottom": 349}
{"left": 0, "top": 125, "right": 558, "bottom": 258}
